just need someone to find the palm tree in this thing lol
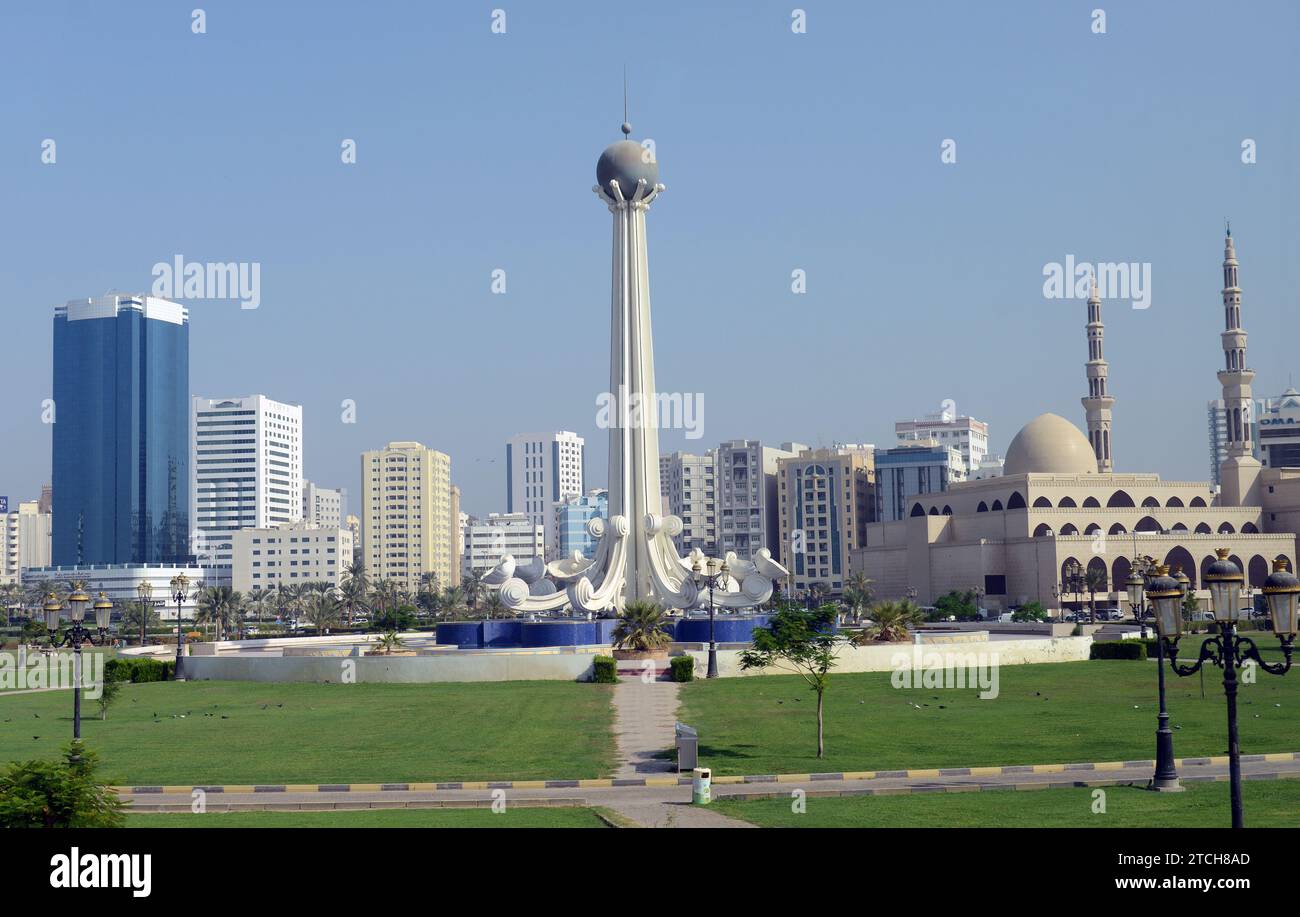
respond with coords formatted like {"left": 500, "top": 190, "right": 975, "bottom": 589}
{"left": 611, "top": 600, "right": 672, "bottom": 653}
{"left": 0, "top": 583, "right": 22, "bottom": 624}
{"left": 843, "top": 573, "right": 875, "bottom": 623}
{"left": 339, "top": 572, "right": 369, "bottom": 628}
{"left": 482, "top": 590, "right": 510, "bottom": 619}
{"left": 440, "top": 586, "right": 468, "bottom": 621}
{"left": 853, "top": 600, "right": 923, "bottom": 643}
{"left": 195, "top": 585, "right": 238, "bottom": 641}
{"left": 119, "top": 600, "right": 160, "bottom": 645}
{"left": 302, "top": 591, "right": 341, "bottom": 635}
{"left": 462, "top": 571, "right": 484, "bottom": 611}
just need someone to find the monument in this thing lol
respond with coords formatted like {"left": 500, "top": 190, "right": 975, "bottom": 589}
{"left": 482, "top": 122, "right": 788, "bottom": 613}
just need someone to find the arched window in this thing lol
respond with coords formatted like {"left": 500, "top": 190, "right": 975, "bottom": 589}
{"left": 1141, "top": 496, "right": 1160, "bottom": 508}
{"left": 1086, "top": 556, "right": 1108, "bottom": 590}
{"left": 1033, "top": 496, "right": 1053, "bottom": 508}
{"left": 1006, "top": 492, "right": 1026, "bottom": 510}
{"left": 1083, "top": 496, "right": 1101, "bottom": 508}
{"left": 1248, "top": 555, "right": 1269, "bottom": 588}
{"left": 1112, "top": 556, "right": 1132, "bottom": 591}
{"left": 1242, "top": 522, "right": 1258, "bottom": 534}
{"left": 1195, "top": 522, "right": 1212, "bottom": 534}
{"left": 1200, "top": 554, "right": 1218, "bottom": 583}
{"left": 941, "top": 505, "right": 952, "bottom": 515}
{"left": 928, "top": 506, "right": 939, "bottom": 516}
{"left": 910, "top": 504, "right": 926, "bottom": 518}
{"left": 976, "top": 501, "right": 988, "bottom": 513}
{"left": 1034, "top": 523, "right": 1053, "bottom": 537}
{"left": 1190, "top": 496, "right": 1207, "bottom": 508}
{"left": 1107, "top": 490, "right": 1136, "bottom": 508}
{"left": 1084, "top": 523, "right": 1102, "bottom": 535}
{"left": 1164, "top": 546, "right": 1196, "bottom": 588}
{"left": 1058, "top": 496, "right": 1077, "bottom": 508}
{"left": 1060, "top": 523, "right": 1080, "bottom": 535}
{"left": 1166, "top": 496, "right": 1184, "bottom": 508}
{"left": 1135, "top": 515, "right": 1162, "bottom": 533}
{"left": 1218, "top": 522, "right": 1236, "bottom": 534}
{"left": 1109, "top": 523, "right": 1127, "bottom": 535}
{"left": 1171, "top": 523, "right": 1188, "bottom": 532}
{"left": 991, "top": 499, "right": 1004, "bottom": 512}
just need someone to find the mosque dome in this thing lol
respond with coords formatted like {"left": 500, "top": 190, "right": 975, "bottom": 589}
{"left": 596, "top": 129, "right": 659, "bottom": 201}
{"left": 1004, "top": 413, "right": 1098, "bottom": 475}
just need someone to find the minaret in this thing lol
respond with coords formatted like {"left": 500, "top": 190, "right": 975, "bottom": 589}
{"left": 1217, "top": 226, "right": 1262, "bottom": 506}
{"left": 1081, "top": 276, "right": 1114, "bottom": 472}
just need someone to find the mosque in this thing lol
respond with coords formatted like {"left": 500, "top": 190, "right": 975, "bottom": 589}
{"left": 851, "top": 231, "right": 1300, "bottom": 614}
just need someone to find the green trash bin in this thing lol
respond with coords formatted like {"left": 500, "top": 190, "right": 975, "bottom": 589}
{"left": 692, "top": 766, "right": 711, "bottom": 805}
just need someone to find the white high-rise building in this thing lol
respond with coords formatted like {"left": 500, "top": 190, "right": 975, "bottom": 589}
{"left": 191, "top": 395, "right": 303, "bottom": 566}
{"left": 661, "top": 450, "right": 717, "bottom": 556}
{"left": 895, "top": 410, "right": 989, "bottom": 477}
{"left": 360, "top": 441, "right": 454, "bottom": 592}
{"left": 302, "top": 481, "right": 344, "bottom": 529}
{"left": 462, "top": 513, "right": 546, "bottom": 576}
{"left": 231, "top": 522, "right": 353, "bottom": 593}
{"left": 1, "top": 500, "right": 52, "bottom": 585}
{"left": 506, "top": 431, "right": 585, "bottom": 552}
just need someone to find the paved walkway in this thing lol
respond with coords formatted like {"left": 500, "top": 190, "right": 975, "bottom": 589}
{"left": 611, "top": 678, "right": 679, "bottom": 778}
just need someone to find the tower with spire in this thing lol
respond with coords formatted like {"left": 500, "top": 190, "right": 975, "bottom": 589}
{"left": 1217, "top": 225, "right": 1263, "bottom": 506}
{"left": 1081, "top": 276, "right": 1114, "bottom": 472}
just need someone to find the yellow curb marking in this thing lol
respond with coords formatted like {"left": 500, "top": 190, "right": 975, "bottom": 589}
{"left": 968, "top": 767, "right": 1003, "bottom": 777}
{"left": 776, "top": 774, "right": 810, "bottom": 783}
{"left": 905, "top": 769, "right": 941, "bottom": 779}
{"left": 1031, "top": 764, "right": 1065, "bottom": 774}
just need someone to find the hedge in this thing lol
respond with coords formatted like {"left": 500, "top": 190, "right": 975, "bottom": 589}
{"left": 104, "top": 657, "right": 176, "bottom": 683}
{"left": 1089, "top": 641, "right": 1146, "bottom": 660}
{"left": 669, "top": 655, "right": 695, "bottom": 682}
{"left": 592, "top": 655, "right": 618, "bottom": 684}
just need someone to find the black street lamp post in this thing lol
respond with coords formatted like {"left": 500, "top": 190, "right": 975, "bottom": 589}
{"left": 1148, "top": 550, "right": 1297, "bottom": 828}
{"left": 691, "top": 557, "right": 730, "bottom": 678}
{"left": 44, "top": 587, "right": 113, "bottom": 761}
{"left": 171, "top": 572, "right": 190, "bottom": 682}
{"left": 1127, "top": 558, "right": 1182, "bottom": 792}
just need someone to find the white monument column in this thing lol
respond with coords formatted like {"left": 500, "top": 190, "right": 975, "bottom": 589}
{"left": 1217, "top": 227, "right": 1262, "bottom": 506}
{"left": 482, "top": 122, "right": 788, "bottom": 612}
{"left": 1081, "top": 278, "right": 1114, "bottom": 472}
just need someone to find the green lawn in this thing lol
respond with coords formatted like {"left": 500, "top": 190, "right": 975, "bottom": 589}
{"left": 125, "top": 806, "right": 610, "bottom": 828}
{"left": 0, "top": 680, "right": 615, "bottom": 785}
{"left": 678, "top": 653, "right": 1300, "bottom": 776}
{"left": 713, "top": 779, "right": 1300, "bottom": 828}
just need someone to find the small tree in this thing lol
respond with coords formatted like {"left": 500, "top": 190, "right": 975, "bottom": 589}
{"left": 933, "top": 589, "right": 980, "bottom": 621}
{"left": 1084, "top": 566, "right": 1108, "bottom": 624}
{"left": 739, "top": 603, "right": 846, "bottom": 758}
{"left": 611, "top": 600, "right": 672, "bottom": 653}
{"left": 96, "top": 668, "right": 125, "bottom": 721}
{"left": 1012, "top": 600, "right": 1048, "bottom": 623}
{"left": 0, "top": 745, "right": 125, "bottom": 828}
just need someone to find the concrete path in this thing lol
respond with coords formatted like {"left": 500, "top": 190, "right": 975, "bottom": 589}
{"left": 611, "top": 678, "right": 680, "bottom": 778}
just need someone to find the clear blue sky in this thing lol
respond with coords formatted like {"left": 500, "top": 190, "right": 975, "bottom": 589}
{"left": 1, "top": 0, "right": 1296, "bottom": 517}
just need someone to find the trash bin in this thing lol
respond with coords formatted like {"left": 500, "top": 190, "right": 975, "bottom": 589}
{"left": 692, "top": 766, "right": 711, "bottom": 805}
{"left": 675, "top": 722, "right": 698, "bottom": 772}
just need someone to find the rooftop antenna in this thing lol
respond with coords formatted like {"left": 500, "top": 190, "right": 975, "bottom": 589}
{"left": 1226, "top": 218, "right": 1231, "bottom": 237}
{"left": 622, "top": 66, "right": 631, "bottom": 136}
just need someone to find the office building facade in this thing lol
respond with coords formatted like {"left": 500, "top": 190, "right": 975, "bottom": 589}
{"left": 361, "top": 441, "right": 454, "bottom": 592}
{"left": 53, "top": 294, "right": 190, "bottom": 566}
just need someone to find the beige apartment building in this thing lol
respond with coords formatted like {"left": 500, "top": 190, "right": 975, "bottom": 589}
{"left": 361, "top": 441, "right": 455, "bottom": 592}
{"left": 231, "top": 522, "right": 354, "bottom": 593}
{"left": 777, "top": 446, "right": 875, "bottom": 597}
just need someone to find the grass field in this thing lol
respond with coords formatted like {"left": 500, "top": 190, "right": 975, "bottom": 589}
{"left": 677, "top": 651, "right": 1300, "bottom": 776}
{"left": 125, "top": 807, "right": 611, "bottom": 828}
{"left": 712, "top": 778, "right": 1300, "bottom": 828}
{"left": 0, "top": 680, "right": 615, "bottom": 784}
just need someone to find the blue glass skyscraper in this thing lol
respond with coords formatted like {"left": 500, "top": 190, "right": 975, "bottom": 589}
{"left": 52, "top": 295, "right": 191, "bottom": 566}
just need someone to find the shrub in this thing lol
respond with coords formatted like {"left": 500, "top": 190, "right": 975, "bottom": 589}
{"left": 104, "top": 657, "right": 175, "bottom": 683}
{"left": 0, "top": 744, "right": 124, "bottom": 828}
{"left": 592, "top": 655, "right": 619, "bottom": 684}
{"left": 1089, "top": 641, "right": 1145, "bottom": 660}
{"left": 669, "top": 655, "right": 694, "bottom": 682}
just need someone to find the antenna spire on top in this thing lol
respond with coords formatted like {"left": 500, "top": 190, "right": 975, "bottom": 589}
{"left": 622, "top": 66, "right": 631, "bottom": 136}
{"left": 1226, "top": 218, "right": 1231, "bottom": 237}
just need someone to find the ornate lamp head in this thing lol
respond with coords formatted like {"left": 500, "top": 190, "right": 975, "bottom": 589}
{"left": 1125, "top": 564, "right": 1145, "bottom": 610}
{"left": 43, "top": 592, "right": 62, "bottom": 632}
{"left": 93, "top": 592, "right": 113, "bottom": 632}
{"left": 1204, "top": 548, "right": 1245, "bottom": 624}
{"left": 1145, "top": 565, "right": 1184, "bottom": 638}
{"left": 1261, "top": 559, "right": 1299, "bottom": 638}
{"left": 67, "top": 585, "right": 90, "bottom": 623}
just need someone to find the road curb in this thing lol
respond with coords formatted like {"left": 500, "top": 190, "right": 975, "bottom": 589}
{"left": 113, "top": 751, "right": 1300, "bottom": 796}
